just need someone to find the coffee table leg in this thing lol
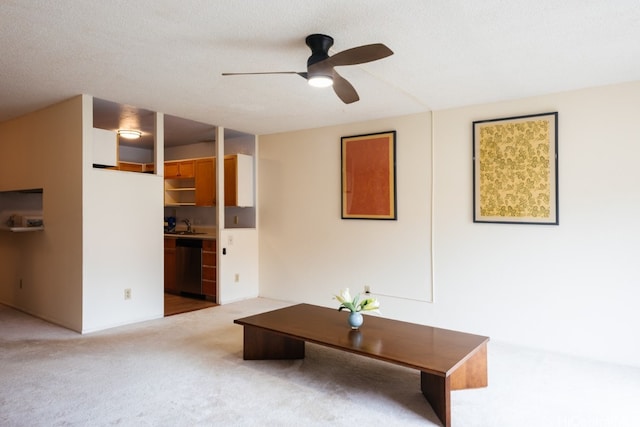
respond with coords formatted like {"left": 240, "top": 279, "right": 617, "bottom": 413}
{"left": 242, "top": 326, "right": 305, "bottom": 360}
{"left": 420, "top": 371, "right": 450, "bottom": 427}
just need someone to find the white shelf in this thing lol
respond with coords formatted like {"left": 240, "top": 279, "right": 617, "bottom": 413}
{"left": 164, "top": 176, "right": 197, "bottom": 206}
{"left": 9, "top": 226, "right": 44, "bottom": 232}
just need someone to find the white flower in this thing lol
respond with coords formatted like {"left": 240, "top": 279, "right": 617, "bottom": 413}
{"left": 334, "top": 288, "right": 380, "bottom": 313}
{"left": 358, "top": 297, "right": 380, "bottom": 313}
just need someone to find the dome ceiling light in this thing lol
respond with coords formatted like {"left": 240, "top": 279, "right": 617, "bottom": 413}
{"left": 117, "top": 129, "right": 142, "bottom": 140}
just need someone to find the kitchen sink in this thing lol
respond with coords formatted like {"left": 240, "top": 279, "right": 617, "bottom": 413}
{"left": 165, "top": 231, "right": 207, "bottom": 235}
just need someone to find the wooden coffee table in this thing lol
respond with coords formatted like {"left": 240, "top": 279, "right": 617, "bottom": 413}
{"left": 234, "top": 303, "right": 488, "bottom": 427}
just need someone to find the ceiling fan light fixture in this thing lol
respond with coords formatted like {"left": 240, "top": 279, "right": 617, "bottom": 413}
{"left": 308, "top": 74, "right": 333, "bottom": 88}
{"left": 221, "top": 33, "right": 393, "bottom": 103}
{"left": 117, "top": 129, "right": 142, "bottom": 140}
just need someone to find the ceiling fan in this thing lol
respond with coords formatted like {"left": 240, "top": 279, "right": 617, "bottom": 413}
{"left": 222, "top": 34, "right": 393, "bottom": 104}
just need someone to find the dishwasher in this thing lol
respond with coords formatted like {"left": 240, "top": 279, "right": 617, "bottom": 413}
{"left": 175, "top": 239, "right": 202, "bottom": 296}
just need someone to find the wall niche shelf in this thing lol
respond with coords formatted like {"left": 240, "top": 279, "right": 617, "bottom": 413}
{"left": 8, "top": 226, "right": 45, "bottom": 232}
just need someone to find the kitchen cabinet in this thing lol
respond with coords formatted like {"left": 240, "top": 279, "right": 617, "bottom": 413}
{"left": 92, "top": 128, "right": 117, "bottom": 167}
{"left": 164, "top": 177, "right": 196, "bottom": 206}
{"left": 164, "top": 155, "right": 253, "bottom": 207}
{"left": 165, "top": 237, "right": 216, "bottom": 301}
{"left": 224, "top": 154, "right": 254, "bottom": 207}
{"left": 202, "top": 239, "right": 216, "bottom": 301}
{"left": 165, "top": 160, "right": 195, "bottom": 178}
{"left": 117, "top": 161, "right": 143, "bottom": 172}
{"left": 195, "top": 158, "right": 215, "bottom": 206}
{"left": 109, "top": 161, "right": 155, "bottom": 173}
{"left": 164, "top": 158, "right": 214, "bottom": 207}
{"left": 164, "top": 238, "right": 177, "bottom": 293}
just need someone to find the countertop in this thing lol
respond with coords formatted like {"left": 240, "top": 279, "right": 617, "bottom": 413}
{"left": 164, "top": 227, "right": 216, "bottom": 240}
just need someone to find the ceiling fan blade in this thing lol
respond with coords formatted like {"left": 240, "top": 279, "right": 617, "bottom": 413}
{"left": 327, "top": 43, "right": 393, "bottom": 67}
{"left": 222, "top": 71, "right": 305, "bottom": 76}
{"left": 332, "top": 70, "right": 359, "bottom": 104}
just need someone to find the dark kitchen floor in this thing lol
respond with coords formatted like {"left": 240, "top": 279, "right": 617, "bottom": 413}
{"left": 164, "top": 293, "right": 217, "bottom": 316}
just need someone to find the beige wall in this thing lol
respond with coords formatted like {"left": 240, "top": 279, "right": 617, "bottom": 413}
{"left": 0, "top": 95, "right": 166, "bottom": 333}
{"left": 82, "top": 96, "right": 165, "bottom": 332}
{"left": 0, "top": 97, "right": 84, "bottom": 330}
{"left": 259, "top": 113, "right": 433, "bottom": 307}
{"left": 258, "top": 81, "right": 640, "bottom": 367}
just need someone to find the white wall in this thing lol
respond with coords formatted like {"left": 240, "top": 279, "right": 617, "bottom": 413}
{"left": 218, "top": 228, "right": 259, "bottom": 304}
{"left": 258, "top": 82, "right": 640, "bottom": 367}
{"left": 82, "top": 169, "right": 164, "bottom": 332}
{"left": 432, "top": 81, "right": 640, "bottom": 366}
{"left": 165, "top": 142, "right": 215, "bottom": 161}
{"left": 82, "top": 96, "right": 165, "bottom": 332}
{"left": 0, "top": 95, "right": 165, "bottom": 333}
{"left": 0, "top": 97, "right": 84, "bottom": 331}
{"left": 119, "top": 145, "right": 153, "bottom": 163}
{"left": 259, "top": 113, "right": 433, "bottom": 305}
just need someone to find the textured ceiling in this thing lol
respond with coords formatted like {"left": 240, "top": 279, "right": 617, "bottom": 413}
{"left": 2, "top": 1, "right": 640, "bottom": 136}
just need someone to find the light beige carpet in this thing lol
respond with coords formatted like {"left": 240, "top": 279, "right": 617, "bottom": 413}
{"left": 1, "top": 298, "right": 639, "bottom": 426}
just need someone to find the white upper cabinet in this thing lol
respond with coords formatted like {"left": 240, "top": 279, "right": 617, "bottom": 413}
{"left": 92, "top": 128, "right": 117, "bottom": 167}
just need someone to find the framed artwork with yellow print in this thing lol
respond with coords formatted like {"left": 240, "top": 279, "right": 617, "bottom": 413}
{"left": 473, "top": 112, "right": 558, "bottom": 225}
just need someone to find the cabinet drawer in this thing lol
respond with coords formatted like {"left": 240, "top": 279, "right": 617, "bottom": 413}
{"left": 202, "top": 266, "right": 216, "bottom": 281}
{"left": 164, "top": 238, "right": 176, "bottom": 248}
{"left": 203, "top": 240, "right": 216, "bottom": 252}
{"left": 202, "top": 252, "right": 216, "bottom": 267}
{"left": 202, "top": 280, "right": 216, "bottom": 297}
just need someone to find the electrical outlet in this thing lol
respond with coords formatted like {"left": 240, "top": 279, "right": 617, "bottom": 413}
{"left": 234, "top": 273, "right": 240, "bottom": 283}
{"left": 228, "top": 235, "right": 234, "bottom": 246}
{"left": 124, "top": 288, "right": 132, "bottom": 300}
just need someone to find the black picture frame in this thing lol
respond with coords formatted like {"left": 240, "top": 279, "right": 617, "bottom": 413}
{"left": 473, "top": 112, "right": 558, "bottom": 225}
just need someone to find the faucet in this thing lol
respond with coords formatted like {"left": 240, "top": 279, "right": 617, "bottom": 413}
{"left": 183, "top": 219, "right": 192, "bottom": 233}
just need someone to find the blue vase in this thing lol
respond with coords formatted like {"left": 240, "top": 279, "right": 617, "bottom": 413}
{"left": 348, "top": 311, "right": 364, "bottom": 329}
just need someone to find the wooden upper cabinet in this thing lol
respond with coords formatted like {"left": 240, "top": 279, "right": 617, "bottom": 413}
{"left": 165, "top": 160, "right": 195, "bottom": 178}
{"left": 195, "top": 158, "right": 215, "bottom": 206}
{"left": 163, "top": 155, "right": 253, "bottom": 207}
{"left": 223, "top": 156, "right": 237, "bottom": 206}
{"left": 164, "top": 162, "right": 180, "bottom": 178}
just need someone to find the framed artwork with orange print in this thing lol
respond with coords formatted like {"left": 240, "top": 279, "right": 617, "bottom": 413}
{"left": 341, "top": 131, "right": 396, "bottom": 220}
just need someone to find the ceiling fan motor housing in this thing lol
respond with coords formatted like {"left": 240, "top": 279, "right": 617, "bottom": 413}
{"left": 305, "top": 34, "right": 334, "bottom": 67}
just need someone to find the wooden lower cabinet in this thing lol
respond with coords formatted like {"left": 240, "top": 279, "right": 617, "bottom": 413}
{"left": 165, "top": 237, "right": 215, "bottom": 302}
{"left": 164, "top": 238, "right": 177, "bottom": 293}
{"left": 202, "top": 239, "right": 216, "bottom": 301}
